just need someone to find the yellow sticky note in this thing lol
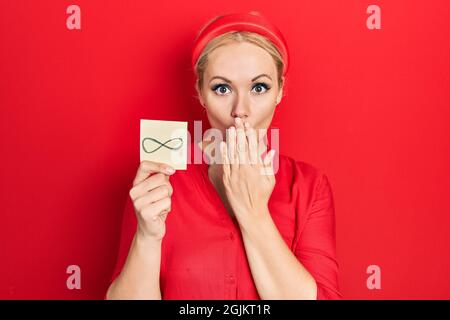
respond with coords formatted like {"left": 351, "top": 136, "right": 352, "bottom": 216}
{"left": 140, "top": 119, "right": 188, "bottom": 170}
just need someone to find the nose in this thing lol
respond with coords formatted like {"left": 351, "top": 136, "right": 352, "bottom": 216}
{"left": 231, "top": 93, "right": 250, "bottom": 120}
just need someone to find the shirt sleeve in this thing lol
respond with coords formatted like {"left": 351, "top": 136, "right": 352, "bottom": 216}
{"left": 104, "top": 195, "right": 138, "bottom": 299}
{"left": 293, "top": 169, "right": 342, "bottom": 300}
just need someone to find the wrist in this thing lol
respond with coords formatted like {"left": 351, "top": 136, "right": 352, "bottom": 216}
{"left": 135, "top": 230, "right": 163, "bottom": 247}
{"left": 238, "top": 206, "right": 274, "bottom": 237}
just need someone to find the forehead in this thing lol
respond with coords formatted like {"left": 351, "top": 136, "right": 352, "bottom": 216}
{"left": 205, "top": 42, "right": 277, "bottom": 80}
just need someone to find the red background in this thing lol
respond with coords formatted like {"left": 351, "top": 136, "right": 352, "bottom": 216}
{"left": 1, "top": 0, "right": 449, "bottom": 299}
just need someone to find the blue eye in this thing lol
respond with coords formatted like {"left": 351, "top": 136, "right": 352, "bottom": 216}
{"left": 211, "top": 82, "right": 271, "bottom": 96}
{"left": 211, "top": 84, "right": 231, "bottom": 95}
{"left": 252, "top": 82, "right": 271, "bottom": 94}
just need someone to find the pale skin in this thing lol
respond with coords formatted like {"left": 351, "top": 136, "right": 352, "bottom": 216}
{"left": 106, "top": 162, "right": 175, "bottom": 299}
{"left": 106, "top": 41, "right": 317, "bottom": 300}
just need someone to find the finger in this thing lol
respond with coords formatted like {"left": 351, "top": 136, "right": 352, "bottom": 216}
{"left": 226, "top": 127, "right": 233, "bottom": 164}
{"left": 133, "top": 184, "right": 173, "bottom": 210}
{"left": 141, "top": 196, "right": 171, "bottom": 221}
{"left": 159, "top": 211, "right": 169, "bottom": 222}
{"left": 257, "top": 129, "right": 269, "bottom": 164}
{"left": 130, "top": 173, "right": 169, "bottom": 201}
{"left": 262, "top": 149, "right": 276, "bottom": 176}
{"left": 133, "top": 160, "right": 175, "bottom": 186}
{"left": 227, "top": 126, "right": 238, "bottom": 168}
{"left": 220, "top": 141, "right": 230, "bottom": 178}
{"left": 245, "top": 121, "right": 258, "bottom": 165}
{"left": 235, "top": 118, "right": 248, "bottom": 165}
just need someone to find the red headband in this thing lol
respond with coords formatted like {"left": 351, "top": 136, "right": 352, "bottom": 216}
{"left": 191, "top": 11, "right": 289, "bottom": 76}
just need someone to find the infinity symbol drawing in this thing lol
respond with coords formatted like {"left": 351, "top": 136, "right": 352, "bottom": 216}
{"left": 142, "top": 137, "right": 184, "bottom": 154}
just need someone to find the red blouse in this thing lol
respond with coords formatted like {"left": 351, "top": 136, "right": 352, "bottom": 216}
{"left": 109, "top": 142, "right": 341, "bottom": 299}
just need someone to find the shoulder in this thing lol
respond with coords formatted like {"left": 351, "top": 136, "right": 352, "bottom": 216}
{"left": 277, "top": 153, "right": 329, "bottom": 190}
{"left": 274, "top": 153, "right": 334, "bottom": 215}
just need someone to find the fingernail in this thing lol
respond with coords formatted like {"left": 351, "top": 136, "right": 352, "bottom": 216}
{"left": 165, "top": 167, "right": 175, "bottom": 174}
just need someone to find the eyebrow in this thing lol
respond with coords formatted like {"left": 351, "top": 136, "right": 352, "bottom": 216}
{"left": 209, "top": 73, "right": 272, "bottom": 84}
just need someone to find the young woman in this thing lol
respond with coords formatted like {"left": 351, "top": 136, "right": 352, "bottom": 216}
{"left": 106, "top": 11, "right": 341, "bottom": 300}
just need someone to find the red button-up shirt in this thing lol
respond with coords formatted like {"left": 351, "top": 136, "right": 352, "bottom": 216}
{"left": 109, "top": 142, "right": 341, "bottom": 299}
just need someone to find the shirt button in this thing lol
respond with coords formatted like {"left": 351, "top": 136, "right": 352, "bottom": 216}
{"left": 226, "top": 275, "right": 236, "bottom": 284}
{"left": 228, "top": 232, "right": 234, "bottom": 240}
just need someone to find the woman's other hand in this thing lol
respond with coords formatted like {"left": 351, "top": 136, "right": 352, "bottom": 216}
{"left": 219, "top": 117, "right": 276, "bottom": 228}
{"left": 129, "top": 161, "right": 175, "bottom": 241}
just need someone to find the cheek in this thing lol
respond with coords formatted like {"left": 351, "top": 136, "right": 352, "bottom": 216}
{"left": 204, "top": 94, "right": 232, "bottom": 116}
{"left": 204, "top": 92, "right": 231, "bottom": 107}
{"left": 250, "top": 93, "right": 277, "bottom": 113}
{"left": 249, "top": 95, "right": 276, "bottom": 108}
{"left": 203, "top": 98, "right": 230, "bottom": 128}
{"left": 251, "top": 96, "right": 278, "bottom": 128}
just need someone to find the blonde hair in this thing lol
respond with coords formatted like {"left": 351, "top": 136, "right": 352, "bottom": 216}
{"left": 194, "top": 31, "right": 285, "bottom": 94}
